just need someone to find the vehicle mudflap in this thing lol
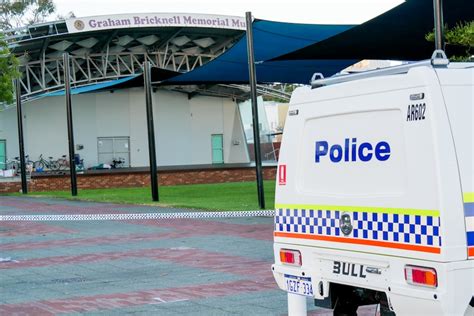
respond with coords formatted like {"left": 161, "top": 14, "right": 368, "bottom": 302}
{"left": 314, "top": 282, "right": 334, "bottom": 309}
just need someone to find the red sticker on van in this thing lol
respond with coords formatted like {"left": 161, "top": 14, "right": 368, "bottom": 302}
{"left": 279, "top": 165, "right": 287, "bottom": 185}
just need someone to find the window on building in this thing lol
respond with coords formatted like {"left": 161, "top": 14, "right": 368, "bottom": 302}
{"left": 97, "top": 137, "right": 130, "bottom": 167}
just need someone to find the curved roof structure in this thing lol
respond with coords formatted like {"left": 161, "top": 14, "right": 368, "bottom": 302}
{"left": 5, "top": 12, "right": 358, "bottom": 102}
{"left": 4, "top": 13, "right": 251, "bottom": 101}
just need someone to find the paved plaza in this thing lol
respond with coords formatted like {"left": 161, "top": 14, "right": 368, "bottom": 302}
{"left": 0, "top": 196, "right": 378, "bottom": 315}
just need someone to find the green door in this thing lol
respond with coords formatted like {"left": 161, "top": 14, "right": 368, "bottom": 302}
{"left": 0, "top": 140, "right": 5, "bottom": 170}
{"left": 211, "top": 134, "right": 224, "bottom": 164}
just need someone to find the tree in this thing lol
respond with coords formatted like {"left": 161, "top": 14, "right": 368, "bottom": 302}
{"left": 0, "top": 0, "right": 56, "bottom": 30}
{"left": 426, "top": 21, "right": 474, "bottom": 61}
{"left": 0, "top": 37, "right": 19, "bottom": 104}
{"left": 0, "top": 1, "right": 57, "bottom": 103}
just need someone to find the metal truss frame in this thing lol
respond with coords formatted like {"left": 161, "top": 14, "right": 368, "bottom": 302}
{"left": 20, "top": 47, "right": 222, "bottom": 101}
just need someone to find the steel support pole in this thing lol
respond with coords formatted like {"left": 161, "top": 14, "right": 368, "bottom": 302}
{"left": 63, "top": 53, "right": 77, "bottom": 196}
{"left": 15, "top": 79, "right": 27, "bottom": 194}
{"left": 246, "top": 12, "right": 265, "bottom": 209}
{"left": 143, "top": 61, "right": 159, "bottom": 201}
{"left": 433, "top": 0, "right": 445, "bottom": 50}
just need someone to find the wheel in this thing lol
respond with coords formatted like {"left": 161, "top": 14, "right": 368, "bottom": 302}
{"left": 62, "top": 159, "right": 70, "bottom": 170}
{"left": 57, "top": 159, "right": 66, "bottom": 170}
{"left": 6, "top": 161, "right": 18, "bottom": 170}
{"left": 26, "top": 160, "right": 35, "bottom": 171}
{"left": 34, "top": 161, "right": 45, "bottom": 170}
{"left": 49, "top": 161, "right": 60, "bottom": 171}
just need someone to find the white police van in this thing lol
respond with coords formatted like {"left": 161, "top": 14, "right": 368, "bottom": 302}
{"left": 272, "top": 52, "right": 474, "bottom": 315}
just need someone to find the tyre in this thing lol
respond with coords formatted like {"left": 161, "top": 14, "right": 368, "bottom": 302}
{"left": 49, "top": 161, "right": 60, "bottom": 171}
{"left": 56, "top": 160, "right": 64, "bottom": 170}
{"left": 6, "top": 161, "right": 18, "bottom": 170}
{"left": 34, "top": 161, "right": 45, "bottom": 170}
{"left": 58, "top": 159, "right": 69, "bottom": 170}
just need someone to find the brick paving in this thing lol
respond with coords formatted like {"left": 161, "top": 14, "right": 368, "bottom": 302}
{"left": 0, "top": 278, "right": 278, "bottom": 315}
{"left": 0, "top": 196, "right": 376, "bottom": 315}
{"left": 0, "top": 221, "right": 77, "bottom": 237}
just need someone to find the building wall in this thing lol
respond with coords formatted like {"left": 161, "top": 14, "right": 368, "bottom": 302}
{"left": 74, "top": 94, "right": 99, "bottom": 168}
{"left": 0, "top": 107, "right": 19, "bottom": 161}
{"left": 128, "top": 88, "right": 148, "bottom": 167}
{"left": 0, "top": 88, "right": 249, "bottom": 167}
{"left": 223, "top": 98, "right": 250, "bottom": 163}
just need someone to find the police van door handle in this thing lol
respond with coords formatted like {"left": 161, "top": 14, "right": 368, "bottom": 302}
{"left": 365, "top": 267, "right": 382, "bottom": 275}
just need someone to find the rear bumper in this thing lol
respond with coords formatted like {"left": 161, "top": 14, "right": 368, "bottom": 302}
{"left": 273, "top": 242, "right": 474, "bottom": 315}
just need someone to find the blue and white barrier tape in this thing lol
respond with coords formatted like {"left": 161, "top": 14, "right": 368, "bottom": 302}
{"left": 0, "top": 210, "right": 275, "bottom": 221}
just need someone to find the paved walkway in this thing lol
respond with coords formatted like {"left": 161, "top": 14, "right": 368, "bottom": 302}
{"left": 0, "top": 196, "right": 376, "bottom": 315}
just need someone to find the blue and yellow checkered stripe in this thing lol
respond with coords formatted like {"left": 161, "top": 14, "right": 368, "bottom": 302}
{"left": 464, "top": 192, "right": 474, "bottom": 257}
{"left": 275, "top": 204, "right": 442, "bottom": 250}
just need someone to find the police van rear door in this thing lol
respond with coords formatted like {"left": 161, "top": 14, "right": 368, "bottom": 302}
{"left": 275, "top": 66, "right": 467, "bottom": 263}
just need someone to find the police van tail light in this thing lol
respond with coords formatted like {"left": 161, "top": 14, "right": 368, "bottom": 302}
{"left": 404, "top": 265, "right": 437, "bottom": 288}
{"left": 280, "top": 249, "right": 302, "bottom": 266}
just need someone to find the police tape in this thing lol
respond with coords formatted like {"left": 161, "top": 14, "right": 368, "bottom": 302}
{"left": 0, "top": 210, "right": 275, "bottom": 221}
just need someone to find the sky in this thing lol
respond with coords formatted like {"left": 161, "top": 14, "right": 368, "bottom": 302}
{"left": 53, "top": 0, "right": 404, "bottom": 24}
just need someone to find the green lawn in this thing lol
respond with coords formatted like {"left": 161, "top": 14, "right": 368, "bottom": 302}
{"left": 11, "top": 181, "right": 276, "bottom": 211}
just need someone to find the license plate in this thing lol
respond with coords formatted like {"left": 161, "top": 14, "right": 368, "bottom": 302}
{"left": 284, "top": 274, "right": 313, "bottom": 297}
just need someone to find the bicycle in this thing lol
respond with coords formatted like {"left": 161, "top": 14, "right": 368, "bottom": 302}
{"left": 34, "top": 154, "right": 59, "bottom": 171}
{"left": 56, "top": 155, "right": 70, "bottom": 170}
{"left": 2, "top": 155, "right": 34, "bottom": 175}
{"left": 4, "top": 157, "right": 20, "bottom": 171}
{"left": 20, "top": 155, "right": 35, "bottom": 173}
{"left": 111, "top": 157, "right": 126, "bottom": 168}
